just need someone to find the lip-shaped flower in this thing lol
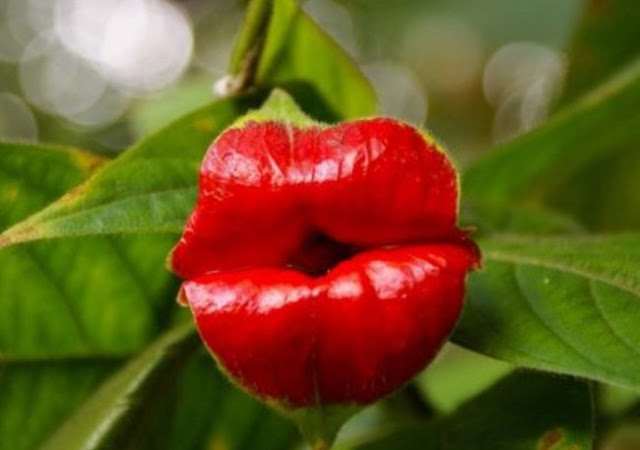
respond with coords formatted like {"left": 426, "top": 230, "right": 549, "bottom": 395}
{"left": 169, "top": 91, "right": 480, "bottom": 443}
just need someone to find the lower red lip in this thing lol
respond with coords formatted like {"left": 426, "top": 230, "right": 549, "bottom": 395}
{"left": 171, "top": 117, "right": 480, "bottom": 408}
{"left": 181, "top": 243, "right": 478, "bottom": 407}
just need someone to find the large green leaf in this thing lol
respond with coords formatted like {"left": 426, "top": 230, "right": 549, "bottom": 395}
{"left": 150, "top": 351, "right": 300, "bottom": 450}
{"left": 0, "top": 360, "right": 121, "bottom": 450}
{"left": 0, "top": 234, "right": 178, "bottom": 358}
{"left": 41, "top": 324, "right": 299, "bottom": 450}
{"left": 0, "top": 142, "right": 178, "bottom": 358}
{"left": 0, "top": 94, "right": 264, "bottom": 249}
{"left": 454, "top": 234, "right": 640, "bottom": 391}
{"left": 40, "top": 323, "right": 199, "bottom": 450}
{"left": 0, "top": 143, "right": 118, "bottom": 450}
{"left": 348, "top": 371, "right": 593, "bottom": 450}
{"left": 0, "top": 142, "right": 180, "bottom": 449}
{"left": 462, "top": 57, "right": 640, "bottom": 208}
{"left": 229, "top": 0, "right": 376, "bottom": 121}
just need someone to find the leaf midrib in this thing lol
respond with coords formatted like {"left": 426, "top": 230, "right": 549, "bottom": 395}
{"left": 485, "top": 250, "right": 639, "bottom": 297}
{"left": 1, "top": 187, "right": 195, "bottom": 247}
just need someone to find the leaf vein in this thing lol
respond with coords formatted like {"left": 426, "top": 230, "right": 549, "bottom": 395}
{"left": 588, "top": 279, "right": 640, "bottom": 358}
{"left": 19, "top": 245, "right": 92, "bottom": 346}
{"left": 487, "top": 250, "right": 639, "bottom": 297}
{"left": 511, "top": 265, "right": 618, "bottom": 376}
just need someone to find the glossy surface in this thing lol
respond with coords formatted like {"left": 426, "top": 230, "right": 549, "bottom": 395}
{"left": 171, "top": 119, "right": 460, "bottom": 279}
{"left": 182, "top": 244, "right": 478, "bottom": 407}
{"left": 171, "top": 118, "right": 479, "bottom": 408}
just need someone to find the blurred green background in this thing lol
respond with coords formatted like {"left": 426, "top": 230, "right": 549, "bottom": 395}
{"left": 0, "top": 0, "right": 580, "bottom": 162}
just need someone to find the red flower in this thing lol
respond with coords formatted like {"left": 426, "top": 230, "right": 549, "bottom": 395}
{"left": 170, "top": 97, "right": 480, "bottom": 412}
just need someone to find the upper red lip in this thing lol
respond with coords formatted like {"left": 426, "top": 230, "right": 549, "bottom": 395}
{"left": 171, "top": 117, "right": 480, "bottom": 407}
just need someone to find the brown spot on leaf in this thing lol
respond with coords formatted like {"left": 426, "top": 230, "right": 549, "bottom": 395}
{"left": 538, "top": 428, "right": 563, "bottom": 450}
{"left": 73, "top": 149, "right": 108, "bottom": 174}
{"left": 3, "top": 186, "right": 19, "bottom": 202}
{"left": 195, "top": 118, "right": 216, "bottom": 133}
{"left": 589, "top": 0, "right": 612, "bottom": 11}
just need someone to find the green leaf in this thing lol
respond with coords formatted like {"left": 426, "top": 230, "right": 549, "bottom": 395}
{"left": 0, "top": 93, "right": 265, "bottom": 249}
{"left": 40, "top": 323, "right": 199, "bottom": 450}
{"left": 561, "top": 0, "right": 640, "bottom": 104}
{"left": 349, "top": 371, "right": 593, "bottom": 450}
{"left": 416, "top": 344, "right": 513, "bottom": 415}
{"left": 461, "top": 201, "right": 584, "bottom": 235}
{"left": 454, "top": 234, "right": 640, "bottom": 391}
{"left": 41, "top": 324, "right": 300, "bottom": 450}
{"left": 0, "top": 142, "right": 105, "bottom": 227}
{"left": 0, "top": 142, "right": 178, "bottom": 358}
{"left": 0, "top": 234, "right": 178, "bottom": 356}
{"left": 157, "top": 351, "right": 299, "bottom": 450}
{"left": 0, "top": 360, "right": 120, "bottom": 450}
{"left": 229, "top": 0, "right": 376, "bottom": 121}
{"left": 462, "top": 57, "right": 640, "bottom": 207}
{"left": 0, "top": 142, "right": 180, "bottom": 449}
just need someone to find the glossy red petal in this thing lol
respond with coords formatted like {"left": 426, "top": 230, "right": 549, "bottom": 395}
{"left": 171, "top": 123, "right": 309, "bottom": 278}
{"left": 171, "top": 119, "right": 459, "bottom": 279}
{"left": 182, "top": 243, "right": 478, "bottom": 407}
{"left": 310, "top": 119, "right": 458, "bottom": 245}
